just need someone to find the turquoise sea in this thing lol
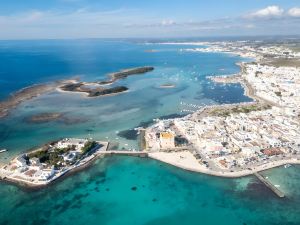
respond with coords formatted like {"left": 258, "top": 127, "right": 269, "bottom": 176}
{"left": 0, "top": 39, "right": 299, "bottom": 225}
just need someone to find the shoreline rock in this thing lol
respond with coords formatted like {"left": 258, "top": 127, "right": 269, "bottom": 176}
{"left": 0, "top": 80, "right": 73, "bottom": 119}
{"left": 24, "top": 113, "right": 63, "bottom": 123}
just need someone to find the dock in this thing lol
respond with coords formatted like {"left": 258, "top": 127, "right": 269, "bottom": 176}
{"left": 103, "top": 150, "right": 148, "bottom": 158}
{"left": 254, "top": 172, "right": 285, "bottom": 198}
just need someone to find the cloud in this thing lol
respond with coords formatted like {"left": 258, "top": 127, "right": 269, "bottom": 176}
{"left": 1, "top": 5, "right": 300, "bottom": 39}
{"left": 245, "top": 24, "right": 255, "bottom": 29}
{"left": 288, "top": 7, "right": 300, "bottom": 17}
{"left": 246, "top": 5, "right": 284, "bottom": 18}
{"left": 161, "top": 19, "right": 176, "bottom": 26}
{"left": 23, "top": 11, "right": 45, "bottom": 22}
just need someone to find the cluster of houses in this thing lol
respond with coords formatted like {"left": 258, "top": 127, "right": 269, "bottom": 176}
{"left": 1, "top": 138, "right": 93, "bottom": 184}
{"left": 186, "top": 41, "right": 300, "bottom": 60}
{"left": 244, "top": 64, "right": 300, "bottom": 111}
{"left": 145, "top": 63, "right": 300, "bottom": 171}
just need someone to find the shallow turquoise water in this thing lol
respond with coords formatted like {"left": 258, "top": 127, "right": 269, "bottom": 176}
{"left": 0, "top": 156, "right": 300, "bottom": 225}
{"left": 0, "top": 40, "right": 251, "bottom": 161}
{"left": 0, "top": 40, "right": 299, "bottom": 225}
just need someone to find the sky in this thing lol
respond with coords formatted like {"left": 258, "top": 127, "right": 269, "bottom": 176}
{"left": 0, "top": 0, "right": 300, "bottom": 39}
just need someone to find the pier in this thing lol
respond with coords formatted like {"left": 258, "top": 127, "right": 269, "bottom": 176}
{"left": 103, "top": 150, "right": 148, "bottom": 158}
{"left": 254, "top": 173, "right": 285, "bottom": 198}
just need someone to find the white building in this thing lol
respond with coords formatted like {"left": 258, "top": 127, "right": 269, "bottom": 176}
{"left": 15, "top": 155, "right": 27, "bottom": 167}
{"left": 57, "top": 138, "right": 88, "bottom": 151}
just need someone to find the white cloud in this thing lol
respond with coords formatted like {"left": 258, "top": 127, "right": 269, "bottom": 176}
{"left": 23, "top": 11, "right": 45, "bottom": 22}
{"left": 246, "top": 5, "right": 284, "bottom": 18}
{"left": 245, "top": 24, "right": 255, "bottom": 29}
{"left": 161, "top": 19, "right": 176, "bottom": 26}
{"left": 1, "top": 5, "right": 300, "bottom": 39}
{"left": 288, "top": 7, "right": 300, "bottom": 17}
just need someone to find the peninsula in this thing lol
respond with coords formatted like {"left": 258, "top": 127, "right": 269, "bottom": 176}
{"left": 0, "top": 138, "right": 108, "bottom": 187}
{"left": 0, "top": 81, "right": 67, "bottom": 119}
{"left": 0, "top": 66, "right": 154, "bottom": 118}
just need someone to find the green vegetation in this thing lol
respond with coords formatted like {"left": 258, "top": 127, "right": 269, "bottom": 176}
{"left": 81, "top": 141, "right": 97, "bottom": 154}
{"left": 255, "top": 71, "right": 262, "bottom": 77}
{"left": 54, "top": 146, "right": 73, "bottom": 155}
{"left": 266, "top": 58, "right": 300, "bottom": 67}
{"left": 275, "top": 91, "right": 282, "bottom": 97}
{"left": 60, "top": 83, "right": 83, "bottom": 91}
{"left": 27, "top": 145, "right": 76, "bottom": 166}
{"left": 110, "top": 67, "right": 154, "bottom": 81}
{"left": 25, "top": 140, "right": 99, "bottom": 168}
{"left": 28, "top": 149, "right": 49, "bottom": 163}
{"left": 89, "top": 86, "right": 128, "bottom": 97}
{"left": 211, "top": 104, "right": 271, "bottom": 117}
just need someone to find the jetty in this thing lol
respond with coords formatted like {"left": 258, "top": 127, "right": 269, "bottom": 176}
{"left": 103, "top": 150, "right": 148, "bottom": 157}
{"left": 254, "top": 172, "right": 285, "bottom": 198}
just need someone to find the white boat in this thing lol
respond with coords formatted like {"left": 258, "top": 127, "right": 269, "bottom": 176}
{"left": 284, "top": 164, "right": 291, "bottom": 168}
{"left": 0, "top": 149, "right": 7, "bottom": 153}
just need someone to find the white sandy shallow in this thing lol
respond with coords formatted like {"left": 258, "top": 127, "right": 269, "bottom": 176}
{"left": 149, "top": 151, "right": 209, "bottom": 173}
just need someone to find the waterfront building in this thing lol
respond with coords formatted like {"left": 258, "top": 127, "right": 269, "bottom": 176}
{"left": 159, "top": 132, "right": 175, "bottom": 149}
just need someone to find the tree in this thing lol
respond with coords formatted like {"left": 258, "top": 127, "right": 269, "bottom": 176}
{"left": 81, "top": 141, "right": 97, "bottom": 155}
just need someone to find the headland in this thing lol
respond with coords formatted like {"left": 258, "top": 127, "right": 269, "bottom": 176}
{"left": 144, "top": 40, "right": 300, "bottom": 180}
{"left": 0, "top": 138, "right": 109, "bottom": 188}
{"left": 0, "top": 80, "right": 73, "bottom": 119}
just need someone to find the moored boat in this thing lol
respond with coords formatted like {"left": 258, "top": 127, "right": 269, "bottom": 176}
{"left": 284, "top": 164, "right": 291, "bottom": 168}
{"left": 0, "top": 149, "right": 7, "bottom": 153}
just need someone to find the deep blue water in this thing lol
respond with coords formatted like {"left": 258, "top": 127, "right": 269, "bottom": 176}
{"left": 0, "top": 39, "right": 299, "bottom": 225}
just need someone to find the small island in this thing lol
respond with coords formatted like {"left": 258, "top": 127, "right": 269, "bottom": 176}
{"left": 59, "top": 66, "right": 154, "bottom": 97}
{"left": 60, "top": 82, "right": 129, "bottom": 97}
{"left": 98, "top": 66, "right": 154, "bottom": 85}
{"left": 0, "top": 138, "right": 108, "bottom": 187}
{"left": 0, "top": 67, "right": 154, "bottom": 118}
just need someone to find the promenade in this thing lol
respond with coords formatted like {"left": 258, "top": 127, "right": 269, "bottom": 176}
{"left": 147, "top": 151, "right": 300, "bottom": 179}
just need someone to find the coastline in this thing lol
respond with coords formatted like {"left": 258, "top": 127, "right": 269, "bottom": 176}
{"left": 1, "top": 152, "right": 106, "bottom": 190}
{"left": 148, "top": 151, "right": 300, "bottom": 178}
{"left": 144, "top": 42, "right": 300, "bottom": 181}
{"left": 2, "top": 149, "right": 299, "bottom": 190}
{"left": 0, "top": 79, "right": 77, "bottom": 119}
{"left": 0, "top": 66, "right": 154, "bottom": 119}
{"left": 0, "top": 141, "right": 109, "bottom": 189}
{"left": 1, "top": 43, "right": 299, "bottom": 189}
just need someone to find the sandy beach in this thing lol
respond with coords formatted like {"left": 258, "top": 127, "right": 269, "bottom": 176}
{"left": 148, "top": 151, "right": 300, "bottom": 178}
